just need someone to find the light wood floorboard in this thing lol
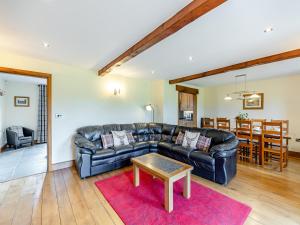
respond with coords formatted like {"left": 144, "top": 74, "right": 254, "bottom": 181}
{"left": 0, "top": 158, "right": 299, "bottom": 225}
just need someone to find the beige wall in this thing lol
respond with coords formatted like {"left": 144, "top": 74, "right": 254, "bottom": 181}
{"left": 203, "top": 75, "right": 300, "bottom": 152}
{"left": 0, "top": 79, "right": 6, "bottom": 146}
{"left": 0, "top": 51, "right": 165, "bottom": 164}
{"left": 4, "top": 81, "right": 39, "bottom": 140}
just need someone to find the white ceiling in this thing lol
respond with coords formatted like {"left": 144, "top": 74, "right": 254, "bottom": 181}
{"left": 0, "top": 72, "right": 47, "bottom": 84}
{"left": 0, "top": 0, "right": 191, "bottom": 68}
{"left": 0, "top": 0, "right": 300, "bottom": 86}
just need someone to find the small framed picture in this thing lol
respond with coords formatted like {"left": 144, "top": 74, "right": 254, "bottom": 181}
{"left": 14, "top": 96, "right": 30, "bottom": 107}
{"left": 243, "top": 93, "right": 264, "bottom": 110}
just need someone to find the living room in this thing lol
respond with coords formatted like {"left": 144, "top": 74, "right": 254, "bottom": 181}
{"left": 0, "top": 0, "right": 299, "bottom": 225}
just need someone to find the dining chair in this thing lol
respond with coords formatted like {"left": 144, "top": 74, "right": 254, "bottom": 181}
{"left": 236, "top": 119, "right": 255, "bottom": 163}
{"left": 251, "top": 119, "right": 266, "bottom": 131}
{"left": 216, "top": 118, "right": 230, "bottom": 131}
{"left": 202, "top": 118, "right": 215, "bottom": 128}
{"left": 262, "top": 121, "right": 287, "bottom": 171}
{"left": 271, "top": 120, "right": 289, "bottom": 134}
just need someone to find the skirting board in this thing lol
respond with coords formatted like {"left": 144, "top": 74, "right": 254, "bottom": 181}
{"left": 51, "top": 160, "right": 74, "bottom": 171}
{"left": 289, "top": 151, "right": 300, "bottom": 159}
{"left": 0, "top": 144, "right": 6, "bottom": 153}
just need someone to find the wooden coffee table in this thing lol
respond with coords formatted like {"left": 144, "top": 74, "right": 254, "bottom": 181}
{"left": 131, "top": 153, "right": 193, "bottom": 213}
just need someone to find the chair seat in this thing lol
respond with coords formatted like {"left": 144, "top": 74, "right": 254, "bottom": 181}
{"left": 19, "top": 136, "right": 32, "bottom": 141}
{"left": 263, "top": 146, "right": 287, "bottom": 153}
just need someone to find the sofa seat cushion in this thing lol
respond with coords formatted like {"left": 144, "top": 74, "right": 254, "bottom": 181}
{"left": 92, "top": 157, "right": 115, "bottom": 166}
{"left": 189, "top": 151, "right": 215, "bottom": 172}
{"left": 132, "top": 142, "right": 149, "bottom": 150}
{"left": 148, "top": 141, "right": 158, "bottom": 148}
{"left": 172, "top": 145, "right": 195, "bottom": 158}
{"left": 92, "top": 149, "right": 115, "bottom": 160}
{"left": 114, "top": 145, "right": 134, "bottom": 155}
{"left": 158, "top": 142, "right": 174, "bottom": 151}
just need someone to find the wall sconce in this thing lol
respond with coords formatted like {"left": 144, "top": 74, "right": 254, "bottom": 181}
{"left": 145, "top": 104, "right": 154, "bottom": 122}
{"left": 114, "top": 88, "right": 121, "bottom": 96}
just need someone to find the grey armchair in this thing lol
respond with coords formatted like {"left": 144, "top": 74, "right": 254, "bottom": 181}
{"left": 6, "top": 126, "right": 34, "bottom": 149}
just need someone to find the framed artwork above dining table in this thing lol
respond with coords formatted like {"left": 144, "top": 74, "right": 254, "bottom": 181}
{"left": 243, "top": 93, "right": 264, "bottom": 110}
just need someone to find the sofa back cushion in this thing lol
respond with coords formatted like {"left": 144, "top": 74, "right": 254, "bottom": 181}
{"left": 148, "top": 123, "right": 163, "bottom": 141}
{"left": 134, "top": 123, "right": 149, "bottom": 141}
{"left": 205, "top": 129, "right": 235, "bottom": 147}
{"left": 77, "top": 126, "right": 104, "bottom": 142}
{"left": 161, "top": 124, "right": 176, "bottom": 143}
{"left": 9, "top": 126, "right": 24, "bottom": 137}
{"left": 120, "top": 124, "right": 136, "bottom": 134}
{"left": 103, "top": 124, "right": 121, "bottom": 134}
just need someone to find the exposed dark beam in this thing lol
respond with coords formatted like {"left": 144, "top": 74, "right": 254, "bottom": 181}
{"left": 98, "top": 0, "right": 226, "bottom": 76}
{"left": 169, "top": 49, "right": 300, "bottom": 84}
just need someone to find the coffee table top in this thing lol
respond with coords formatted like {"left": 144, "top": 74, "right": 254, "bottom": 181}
{"left": 131, "top": 153, "right": 193, "bottom": 180}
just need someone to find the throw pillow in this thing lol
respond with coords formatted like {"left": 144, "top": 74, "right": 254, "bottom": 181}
{"left": 175, "top": 131, "right": 185, "bottom": 145}
{"left": 10, "top": 126, "right": 24, "bottom": 137}
{"left": 112, "top": 130, "right": 129, "bottom": 147}
{"left": 196, "top": 135, "right": 212, "bottom": 152}
{"left": 126, "top": 132, "right": 135, "bottom": 144}
{"left": 182, "top": 131, "right": 200, "bottom": 149}
{"left": 101, "top": 134, "right": 114, "bottom": 149}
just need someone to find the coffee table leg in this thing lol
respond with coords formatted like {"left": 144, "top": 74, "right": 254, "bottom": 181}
{"left": 183, "top": 171, "right": 191, "bottom": 199}
{"left": 164, "top": 180, "right": 173, "bottom": 212}
{"left": 133, "top": 165, "right": 139, "bottom": 187}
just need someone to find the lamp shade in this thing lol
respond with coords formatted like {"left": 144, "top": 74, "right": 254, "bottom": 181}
{"left": 145, "top": 104, "right": 153, "bottom": 111}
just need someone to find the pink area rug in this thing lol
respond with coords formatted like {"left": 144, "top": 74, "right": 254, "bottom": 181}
{"left": 95, "top": 170, "right": 251, "bottom": 225}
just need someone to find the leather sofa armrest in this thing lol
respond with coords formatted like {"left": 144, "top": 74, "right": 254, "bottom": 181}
{"left": 209, "top": 137, "right": 239, "bottom": 158}
{"left": 74, "top": 134, "right": 97, "bottom": 154}
{"left": 6, "top": 130, "right": 19, "bottom": 145}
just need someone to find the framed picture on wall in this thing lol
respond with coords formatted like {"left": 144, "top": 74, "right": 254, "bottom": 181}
{"left": 14, "top": 96, "right": 30, "bottom": 107}
{"left": 243, "top": 93, "right": 264, "bottom": 110}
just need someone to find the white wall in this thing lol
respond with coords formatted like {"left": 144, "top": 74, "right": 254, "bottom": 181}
{"left": 203, "top": 75, "right": 300, "bottom": 152}
{"left": 4, "top": 81, "right": 39, "bottom": 139}
{"left": 0, "top": 50, "right": 165, "bottom": 164}
{"left": 0, "top": 78, "right": 6, "bottom": 147}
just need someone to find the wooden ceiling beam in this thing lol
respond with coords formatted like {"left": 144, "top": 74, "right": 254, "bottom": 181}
{"left": 169, "top": 49, "right": 300, "bottom": 84}
{"left": 98, "top": 0, "right": 226, "bottom": 76}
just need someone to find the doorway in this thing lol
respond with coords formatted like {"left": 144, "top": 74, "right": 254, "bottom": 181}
{"left": 0, "top": 67, "right": 52, "bottom": 182}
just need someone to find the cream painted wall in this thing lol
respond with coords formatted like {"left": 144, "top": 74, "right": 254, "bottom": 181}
{"left": 0, "top": 78, "right": 6, "bottom": 146}
{"left": 4, "top": 81, "right": 39, "bottom": 139}
{"left": 162, "top": 81, "right": 205, "bottom": 126}
{"left": 0, "top": 51, "right": 165, "bottom": 164}
{"left": 203, "top": 75, "right": 300, "bottom": 152}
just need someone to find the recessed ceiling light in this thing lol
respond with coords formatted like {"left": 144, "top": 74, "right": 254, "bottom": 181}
{"left": 151, "top": 70, "right": 155, "bottom": 74}
{"left": 188, "top": 56, "right": 193, "bottom": 61}
{"left": 43, "top": 42, "right": 50, "bottom": 48}
{"left": 264, "top": 26, "right": 273, "bottom": 33}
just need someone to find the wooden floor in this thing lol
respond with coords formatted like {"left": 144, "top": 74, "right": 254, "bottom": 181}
{"left": 0, "top": 158, "right": 300, "bottom": 225}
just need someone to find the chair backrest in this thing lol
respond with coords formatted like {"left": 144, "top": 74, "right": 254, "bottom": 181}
{"left": 7, "top": 126, "right": 24, "bottom": 137}
{"left": 251, "top": 119, "right": 266, "bottom": 131}
{"left": 216, "top": 118, "right": 230, "bottom": 131}
{"left": 262, "top": 121, "right": 283, "bottom": 149}
{"left": 236, "top": 119, "right": 253, "bottom": 142}
{"left": 202, "top": 118, "right": 215, "bottom": 128}
{"left": 271, "top": 120, "right": 289, "bottom": 134}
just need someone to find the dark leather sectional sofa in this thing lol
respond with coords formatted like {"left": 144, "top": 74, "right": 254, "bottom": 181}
{"left": 74, "top": 123, "right": 238, "bottom": 185}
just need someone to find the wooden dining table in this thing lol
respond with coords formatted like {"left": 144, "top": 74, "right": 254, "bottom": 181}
{"left": 232, "top": 129, "right": 291, "bottom": 165}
